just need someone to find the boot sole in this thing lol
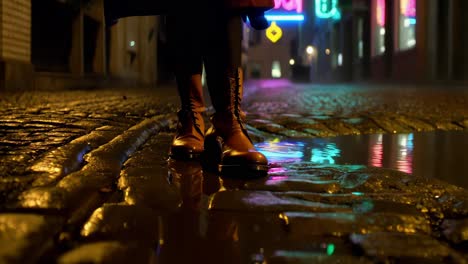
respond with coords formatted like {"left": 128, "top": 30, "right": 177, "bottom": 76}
{"left": 169, "top": 150, "right": 203, "bottom": 161}
{"left": 219, "top": 164, "right": 269, "bottom": 179}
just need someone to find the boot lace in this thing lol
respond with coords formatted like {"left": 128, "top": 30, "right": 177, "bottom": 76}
{"left": 230, "top": 70, "right": 252, "bottom": 142}
{"left": 180, "top": 101, "right": 204, "bottom": 137}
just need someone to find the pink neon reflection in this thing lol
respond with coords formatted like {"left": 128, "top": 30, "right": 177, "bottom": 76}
{"left": 269, "top": 175, "right": 289, "bottom": 181}
{"left": 269, "top": 167, "right": 288, "bottom": 174}
{"left": 395, "top": 134, "right": 413, "bottom": 174}
{"left": 369, "top": 135, "right": 383, "bottom": 168}
{"left": 246, "top": 79, "right": 293, "bottom": 90}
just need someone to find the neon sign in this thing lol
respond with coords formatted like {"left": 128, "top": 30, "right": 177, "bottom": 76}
{"left": 274, "top": 0, "right": 303, "bottom": 13}
{"left": 265, "top": 0, "right": 304, "bottom": 22}
{"left": 376, "top": 0, "right": 386, "bottom": 26}
{"left": 315, "top": 0, "right": 339, "bottom": 19}
{"left": 400, "top": 0, "right": 416, "bottom": 17}
{"left": 265, "top": 15, "right": 304, "bottom": 21}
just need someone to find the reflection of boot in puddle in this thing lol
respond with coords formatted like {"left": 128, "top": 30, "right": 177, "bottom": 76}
{"left": 168, "top": 159, "right": 220, "bottom": 210}
{"left": 165, "top": 159, "right": 224, "bottom": 263}
{"left": 168, "top": 159, "right": 203, "bottom": 210}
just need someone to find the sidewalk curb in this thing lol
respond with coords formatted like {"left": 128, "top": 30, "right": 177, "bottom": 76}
{"left": 17, "top": 114, "right": 176, "bottom": 210}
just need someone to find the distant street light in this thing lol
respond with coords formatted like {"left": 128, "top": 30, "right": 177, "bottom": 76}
{"left": 306, "top": 45, "right": 315, "bottom": 55}
{"left": 289, "top": 59, "right": 295, "bottom": 65}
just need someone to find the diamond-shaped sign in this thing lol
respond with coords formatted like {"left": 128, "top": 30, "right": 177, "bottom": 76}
{"left": 266, "top": 22, "right": 283, "bottom": 43}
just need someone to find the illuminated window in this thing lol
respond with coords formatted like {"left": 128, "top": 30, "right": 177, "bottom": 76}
{"left": 398, "top": 0, "right": 416, "bottom": 50}
{"left": 357, "top": 18, "right": 364, "bottom": 59}
{"left": 372, "top": 0, "right": 386, "bottom": 56}
{"left": 272, "top": 61, "right": 282, "bottom": 78}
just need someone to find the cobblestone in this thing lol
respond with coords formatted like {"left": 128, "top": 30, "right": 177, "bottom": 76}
{"left": 57, "top": 241, "right": 157, "bottom": 264}
{"left": 0, "top": 84, "right": 467, "bottom": 263}
{"left": 0, "top": 214, "right": 63, "bottom": 264}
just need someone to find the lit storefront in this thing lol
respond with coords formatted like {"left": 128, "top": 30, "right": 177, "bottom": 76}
{"left": 371, "top": 0, "right": 417, "bottom": 57}
{"left": 397, "top": 0, "right": 416, "bottom": 51}
{"left": 325, "top": 0, "right": 468, "bottom": 83}
{"left": 372, "top": 0, "right": 386, "bottom": 56}
{"left": 245, "top": 0, "right": 305, "bottom": 79}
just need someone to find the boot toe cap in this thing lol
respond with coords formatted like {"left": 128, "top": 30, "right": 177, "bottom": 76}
{"left": 222, "top": 150, "right": 268, "bottom": 166}
{"left": 170, "top": 140, "right": 204, "bottom": 160}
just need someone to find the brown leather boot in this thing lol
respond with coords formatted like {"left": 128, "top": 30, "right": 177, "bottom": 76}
{"left": 204, "top": 68, "right": 268, "bottom": 177}
{"left": 169, "top": 74, "right": 206, "bottom": 160}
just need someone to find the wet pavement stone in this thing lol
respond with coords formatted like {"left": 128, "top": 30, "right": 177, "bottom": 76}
{"left": 0, "top": 84, "right": 467, "bottom": 263}
{"left": 0, "top": 214, "right": 63, "bottom": 264}
{"left": 80, "top": 203, "right": 161, "bottom": 242}
{"left": 268, "top": 251, "right": 373, "bottom": 264}
{"left": 57, "top": 241, "right": 157, "bottom": 264}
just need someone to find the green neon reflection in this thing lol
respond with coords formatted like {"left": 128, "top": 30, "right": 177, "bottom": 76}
{"left": 311, "top": 143, "right": 341, "bottom": 164}
{"left": 327, "top": 244, "right": 335, "bottom": 255}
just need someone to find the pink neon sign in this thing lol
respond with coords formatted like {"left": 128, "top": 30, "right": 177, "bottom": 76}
{"left": 400, "top": 0, "right": 416, "bottom": 17}
{"left": 376, "top": 0, "right": 386, "bottom": 26}
{"left": 274, "top": 0, "right": 303, "bottom": 13}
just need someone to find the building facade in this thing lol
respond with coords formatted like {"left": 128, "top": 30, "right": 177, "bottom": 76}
{"left": 0, "top": 0, "right": 33, "bottom": 90}
{"left": 246, "top": 0, "right": 468, "bottom": 83}
{"left": 244, "top": 0, "right": 309, "bottom": 80}
{"left": 0, "top": 0, "right": 160, "bottom": 91}
{"left": 320, "top": 0, "right": 468, "bottom": 83}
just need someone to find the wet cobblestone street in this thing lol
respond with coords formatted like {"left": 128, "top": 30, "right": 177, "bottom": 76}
{"left": 0, "top": 83, "right": 467, "bottom": 263}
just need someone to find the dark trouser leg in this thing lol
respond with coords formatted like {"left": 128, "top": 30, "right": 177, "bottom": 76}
{"left": 202, "top": 9, "right": 243, "bottom": 112}
{"left": 166, "top": 14, "right": 204, "bottom": 106}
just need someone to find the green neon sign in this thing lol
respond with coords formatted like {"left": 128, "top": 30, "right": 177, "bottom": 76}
{"left": 315, "top": 0, "right": 339, "bottom": 19}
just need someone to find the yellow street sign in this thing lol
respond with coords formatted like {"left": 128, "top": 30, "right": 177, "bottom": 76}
{"left": 266, "top": 22, "right": 283, "bottom": 43}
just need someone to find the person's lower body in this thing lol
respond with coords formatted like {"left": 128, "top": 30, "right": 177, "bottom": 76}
{"left": 167, "top": 14, "right": 206, "bottom": 160}
{"left": 168, "top": 6, "right": 268, "bottom": 177}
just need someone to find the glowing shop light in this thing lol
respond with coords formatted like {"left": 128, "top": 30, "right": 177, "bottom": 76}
{"left": 265, "top": 14, "right": 305, "bottom": 21}
{"left": 306, "top": 45, "right": 315, "bottom": 55}
{"left": 325, "top": 48, "right": 331, "bottom": 55}
{"left": 272, "top": 61, "right": 282, "bottom": 78}
{"left": 289, "top": 59, "right": 295, "bottom": 65}
{"left": 315, "top": 0, "right": 339, "bottom": 19}
{"left": 337, "top": 53, "right": 343, "bottom": 66}
{"left": 129, "top": 40, "right": 136, "bottom": 47}
{"left": 266, "top": 22, "right": 283, "bottom": 43}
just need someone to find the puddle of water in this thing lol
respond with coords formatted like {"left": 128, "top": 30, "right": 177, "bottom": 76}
{"left": 255, "top": 131, "right": 468, "bottom": 189}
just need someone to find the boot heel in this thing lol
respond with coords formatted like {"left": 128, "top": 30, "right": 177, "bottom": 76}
{"left": 202, "top": 134, "right": 223, "bottom": 172}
